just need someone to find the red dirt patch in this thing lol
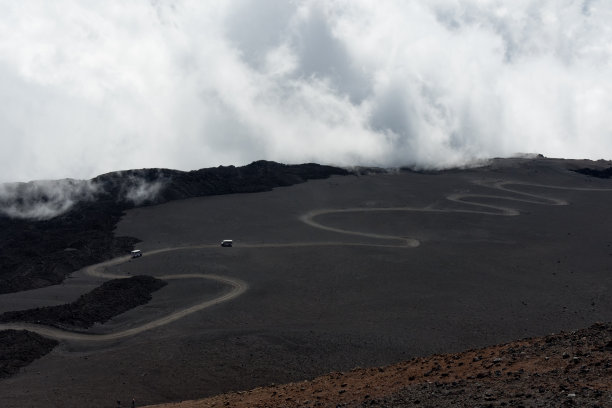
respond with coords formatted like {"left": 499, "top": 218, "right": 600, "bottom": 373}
{"left": 144, "top": 322, "right": 611, "bottom": 408}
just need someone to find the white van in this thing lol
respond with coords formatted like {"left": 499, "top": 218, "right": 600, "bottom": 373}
{"left": 220, "top": 240, "right": 233, "bottom": 247}
{"left": 131, "top": 249, "right": 142, "bottom": 258}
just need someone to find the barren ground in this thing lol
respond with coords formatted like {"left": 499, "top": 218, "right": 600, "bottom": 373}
{"left": 0, "top": 157, "right": 611, "bottom": 407}
{"left": 143, "top": 322, "right": 612, "bottom": 407}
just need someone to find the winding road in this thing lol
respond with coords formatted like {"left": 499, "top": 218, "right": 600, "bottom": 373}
{"left": 1, "top": 178, "right": 610, "bottom": 341}
{"left": 301, "top": 179, "right": 611, "bottom": 245}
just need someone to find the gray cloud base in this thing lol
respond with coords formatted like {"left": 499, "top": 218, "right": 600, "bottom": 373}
{"left": 0, "top": 0, "right": 610, "bottom": 183}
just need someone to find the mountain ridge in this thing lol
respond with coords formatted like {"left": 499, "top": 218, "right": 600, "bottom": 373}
{"left": 0, "top": 161, "right": 349, "bottom": 294}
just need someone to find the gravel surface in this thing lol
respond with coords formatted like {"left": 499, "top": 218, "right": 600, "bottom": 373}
{"left": 0, "top": 157, "right": 611, "bottom": 408}
{"left": 143, "top": 322, "right": 611, "bottom": 408}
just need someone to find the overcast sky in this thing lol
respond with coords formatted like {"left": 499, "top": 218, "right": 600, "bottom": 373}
{"left": 1, "top": 0, "right": 611, "bottom": 182}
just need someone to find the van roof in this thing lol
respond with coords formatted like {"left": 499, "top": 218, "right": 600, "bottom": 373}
{"left": 131, "top": 249, "right": 141, "bottom": 253}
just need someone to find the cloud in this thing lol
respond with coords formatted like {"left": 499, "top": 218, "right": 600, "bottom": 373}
{"left": 0, "top": 172, "right": 168, "bottom": 219}
{"left": 0, "top": 179, "right": 99, "bottom": 220}
{"left": 0, "top": 0, "right": 611, "bottom": 183}
{"left": 120, "top": 174, "right": 167, "bottom": 206}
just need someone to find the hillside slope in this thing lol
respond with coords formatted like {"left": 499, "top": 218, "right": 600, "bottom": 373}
{"left": 0, "top": 161, "right": 348, "bottom": 293}
{"left": 144, "top": 322, "right": 612, "bottom": 408}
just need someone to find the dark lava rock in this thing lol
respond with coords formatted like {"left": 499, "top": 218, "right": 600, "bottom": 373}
{"left": 0, "top": 161, "right": 349, "bottom": 294}
{"left": 0, "top": 202, "right": 139, "bottom": 294}
{"left": 572, "top": 167, "right": 612, "bottom": 179}
{"left": 0, "top": 329, "right": 58, "bottom": 379}
{"left": 0, "top": 276, "right": 167, "bottom": 329}
{"left": 93, "top": 160, "right": 350, "bottom": 203}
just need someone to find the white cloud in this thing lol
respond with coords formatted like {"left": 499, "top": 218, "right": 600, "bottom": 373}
{"left": 122, "top": 174, "right": 166, "bottom": 206}
{"left": 0, "top": 0, "right": 611, "bottom": 183}
{"left": 0, "top": 179, "right": 99, "bottom": 219}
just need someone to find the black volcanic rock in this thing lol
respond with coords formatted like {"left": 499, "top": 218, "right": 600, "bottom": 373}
{"left": 0, "top": 202, "right": 140, "bottom": 294}
{"left": 0, "top": 204, "right": 139, "bottom": 294}
{"left": 572, "top": 167, "right": 612, "bottom": 178}
{"left": 0, "top": 275, "right": 167, "bottom": 329}
{"left": 0, "top": 330, "right": 58, "bottom": 378}
{"left": 0, "top": 161, "right": 349, "bottom": 294}
{"left": 92, "top": 160, "right": 350, "bottom": 204}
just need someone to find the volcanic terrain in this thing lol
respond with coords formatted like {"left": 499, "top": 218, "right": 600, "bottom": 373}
{"left": 0, "top": 157, "right": 611, "bottom": 407}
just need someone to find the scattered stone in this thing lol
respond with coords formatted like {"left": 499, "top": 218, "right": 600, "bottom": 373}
{"left": 0, "top": 330, "right": 58, "bottom": 378}
{"left": 0, "top": 275, "right": 167, "bottom": 329}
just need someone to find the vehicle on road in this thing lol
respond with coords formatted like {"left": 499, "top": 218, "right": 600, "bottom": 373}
{"left": 131, "top": 249, "right": 142, "bottom": 258}
{"left": 221, "top": 240, "right": 233, "bottom": 247}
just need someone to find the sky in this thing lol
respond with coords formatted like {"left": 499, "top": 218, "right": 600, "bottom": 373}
{"left": 1, "top": 0, "right": 611, "bottom": 183}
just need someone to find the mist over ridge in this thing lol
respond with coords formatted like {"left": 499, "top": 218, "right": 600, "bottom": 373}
{"left": 0, "top": 172, "right": 165, "bottom": 220}
{"left": 0, "top": 161, "right": 350, "bottom": 220}
{"left": 1, "top": 1, "right": 611, "bottom": 183}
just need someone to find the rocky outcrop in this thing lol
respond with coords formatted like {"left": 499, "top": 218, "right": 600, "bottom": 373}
{"left": 573, "top": 167, "right": 612, "bottom": 178}
{"left": 0, "top": 330, "right": 58, "bottom": 379}
{"left": 0, "top": 276, "right": 167, "bottom": 329}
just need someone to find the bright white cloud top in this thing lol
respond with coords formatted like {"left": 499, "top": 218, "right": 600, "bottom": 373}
{"left": 1, "top": 0, "right": 611, "bottom": 182}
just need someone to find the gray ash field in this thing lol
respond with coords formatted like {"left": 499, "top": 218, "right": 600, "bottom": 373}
{"left": 1, "top": 157, "right": 611, "bottom": 407}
